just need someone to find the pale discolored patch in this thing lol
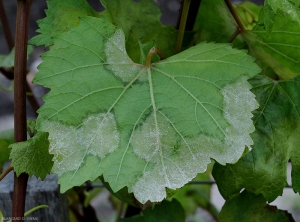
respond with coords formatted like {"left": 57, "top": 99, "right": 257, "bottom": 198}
{"left": 105, "top": 29, "right": 142, "bottom": 82}
{"left": 40, "top": 113, "right": 119, "bottom": 175}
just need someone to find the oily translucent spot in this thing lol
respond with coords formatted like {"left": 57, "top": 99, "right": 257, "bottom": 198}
{"left": 105, "top": 29, "right": 141, "bottom": 82}
{"left": 40, "top": 113, "right": 119, "bottom": 175}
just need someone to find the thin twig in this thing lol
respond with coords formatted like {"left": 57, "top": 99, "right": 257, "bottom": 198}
{"left": 227, "top": 28, "right": 241, "bottom": 43}
{"left": 224, "top": 0, "right": 245, "bottom": 33}
{"left": 0, "top": 165, "right": 14, "bottom": 181}
{"left": 0, "top": 67, "right": 14, "bottom": 80}
{"left": 0, "top": 0, "right": 14, "bottom": 50}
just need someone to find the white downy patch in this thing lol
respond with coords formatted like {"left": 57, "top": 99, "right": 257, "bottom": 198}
{"left": 40, "top": 113, "right": 119, "bottom": 176}
{"left": 105, "top": 29, "right": 141, "bottom": 82}
{"left": 131, "top": 113, "right": 211, "bottom": 203}
{"left": 179, "top": 76, "right": 258, "bottom": 165}
{"left": 130, "top": 77, "right": 258, "bottom": 203}
{"left": 219, "top": 76, "right": 259, "bottom": 163}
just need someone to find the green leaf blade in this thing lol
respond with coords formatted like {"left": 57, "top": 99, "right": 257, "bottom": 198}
{"left": 9, "top": 131, "right": 53, "bottom": 180}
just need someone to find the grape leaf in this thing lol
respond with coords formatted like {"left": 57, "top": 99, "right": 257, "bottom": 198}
{"left": 119, "top": 199, "right": 185, "bottom": 222}
{"left": 34, "top": 16, "right": 260, "bottom": 203}
{"left": 28, "top": 0, "right": 99, "bottom": 47}
{"left": 219, "top": 190, "right": 295, "bottom": 222}
{"left": 9, "top": 131, "right": 53, "bottom": 180}
{"left": 213, "top": 74, "right": 300, "bottom": 202}
{"left": 100, "top": 0, "right": 177, "bottom": 62}
{"left": 244, "top": 4, "right": 300, "bottom": 80}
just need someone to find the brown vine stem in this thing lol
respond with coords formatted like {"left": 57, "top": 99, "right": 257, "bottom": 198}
{"left": 224, "top": 0, "right": 245, "bottom": 35}
{"left": 12, "top": 0, "right": 33, "bottom": 221}
{"left": 0, "top": 165, "right": 14, "bottom": 181}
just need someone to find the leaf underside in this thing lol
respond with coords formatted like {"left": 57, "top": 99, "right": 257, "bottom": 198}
{"left": 34, "top": 16, "right": 260, "bottom": 203}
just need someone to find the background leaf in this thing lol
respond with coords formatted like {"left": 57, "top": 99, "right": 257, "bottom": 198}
{"left": 213, "top": 74, "right": 300, "bottom": 202}
{"left": 9, "top": 131, "right": 53, "bottom": 180}
{"left": 219, "top": 190, "right": 295, "bottom": 222}
{"left": 34, "top": 16, "right": 260, "bottom": 203}
{"left": 244, "top": 3, "right": 300, "bottom": 80}
{"left": 119, "top": 199, "right": 185, "bottom": 222}
{"left": 192, "top": 0, "right": 245, "bottom": 48}
{"left": 258, "top": 0, "right": 300, "bottom": 31}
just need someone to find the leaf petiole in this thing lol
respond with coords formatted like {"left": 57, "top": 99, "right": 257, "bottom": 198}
{"left": 145, "top": 47, "right": 165, "bottom": 67}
